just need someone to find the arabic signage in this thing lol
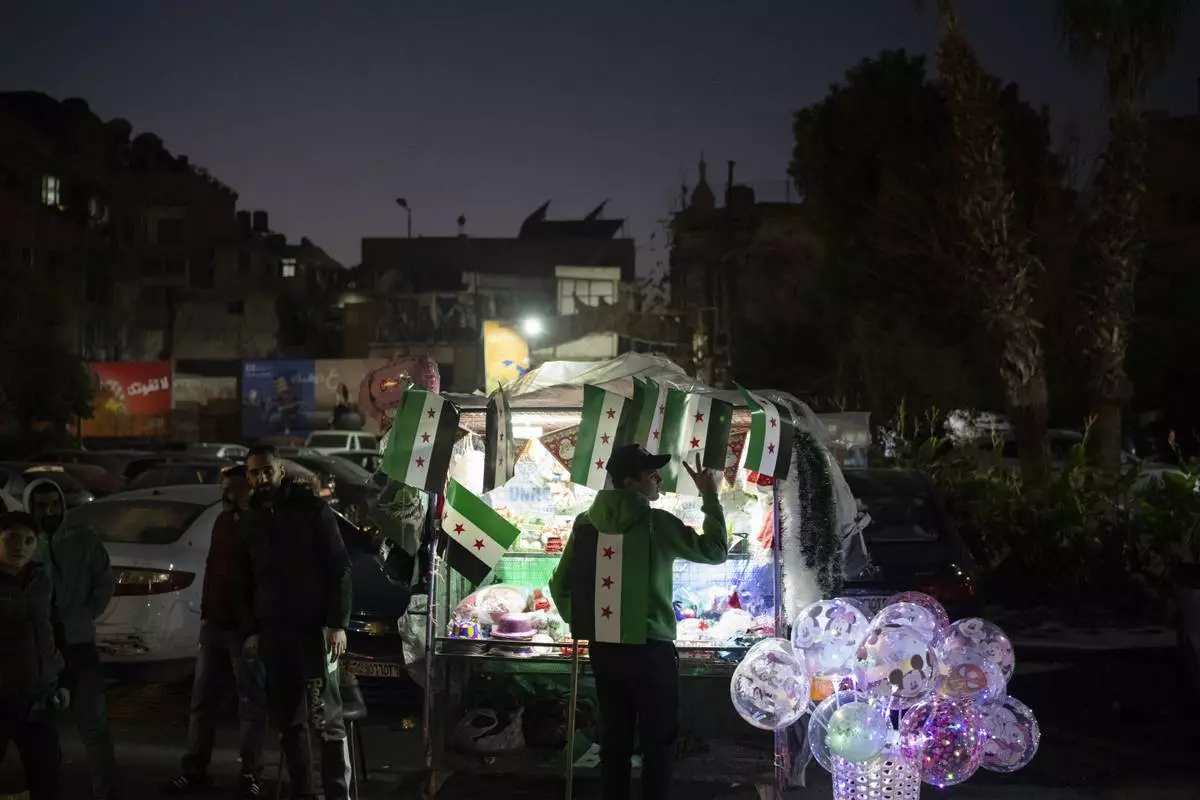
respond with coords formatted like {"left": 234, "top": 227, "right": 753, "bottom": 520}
{"left": 81, "top": 361, "right": 174, "bottom": 438}
{"left": 241, "top": 358, "right": 387, "bottom": 439}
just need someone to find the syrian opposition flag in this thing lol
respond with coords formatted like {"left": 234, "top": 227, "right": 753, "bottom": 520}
{"left": 567, "top": 525, "right": 652, "bottom": 644}
{"left": 569, "top": 385, "right": 630, "bottom": 490}
{"left": 483, "top": 386, "right": 515, "bottom": 492}
{"left": 441, "top": 479, "right": 520, "bottom": 585}
{"left": 738, "top": 386, "right": 795, "bottom": 480}
{"left": 380, "top": 387, "right": 461, "bottom": 492}
{"left": 659, "top": 390, "right": 732, "bottom": 495}
{"left": 628, "top": 377, "right": 669, "bottom": 454}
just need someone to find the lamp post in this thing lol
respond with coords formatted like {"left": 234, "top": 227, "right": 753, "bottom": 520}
{"left": 395, "top": 197, "right": 412, "bottom": 238}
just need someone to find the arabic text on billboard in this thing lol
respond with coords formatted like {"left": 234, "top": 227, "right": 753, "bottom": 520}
{"left": 82, "top": 361, "right": 174, "bottom": 438}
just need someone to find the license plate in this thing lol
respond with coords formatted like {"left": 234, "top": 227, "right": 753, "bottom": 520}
{"left": 341, "top": 658, "right": 405, "bottom": 679}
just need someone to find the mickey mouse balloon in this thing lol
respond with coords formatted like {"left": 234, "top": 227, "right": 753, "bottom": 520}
{"left": 852, "top": 624, "right": 938, "bottom": 709}
{"left": 981, "top": 696, "right": 1040, "bottom": 773}
{"left": 944, "top": 618, "right": 1016, "bottom": 681}
{"left": 792, "top": 599, "right": 870, "bottom": 674}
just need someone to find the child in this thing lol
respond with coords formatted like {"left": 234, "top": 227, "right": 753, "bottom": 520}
{"left": 0, "top": 511, "right": 65, "bottom": 800}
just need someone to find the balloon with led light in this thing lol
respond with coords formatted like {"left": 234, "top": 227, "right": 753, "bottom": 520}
{"left": 808, "top": 690, "right": 883, "bottom": 772}
{"left": 934, "top": 645, "right": 1006, "bottom": 707}
{"left": 886, "top": 591, "right": 950, "bottom": 637}
{"left": 729, "top": 638, "right": 810, "bottom": 731}
{"left": 981, "top": 696, "right": 1040, "bottom": 773}
{"left": 870, "top": 601, "right": 943, "bottom": 647}
{"left": 899, "top": 696, "right": 985, "bottom": 788}
{"left": 852, "top": 624, "right": 938, "bottom": 710}
{"left": 943, "top": 618, "right": 1016, "bottom": 681}
{"left": 826, "top": 701, "right": 891, "bottom": 763}
{"left": 792, "top": 599, "right": 870, "bottom": 674}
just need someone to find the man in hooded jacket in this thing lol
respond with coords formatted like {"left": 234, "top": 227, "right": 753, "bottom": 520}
{"left": 549, "top": 445, "right": 728, "bottom": 800}
{"left": 25, "top": 477, "right": 117, "bottom": 800}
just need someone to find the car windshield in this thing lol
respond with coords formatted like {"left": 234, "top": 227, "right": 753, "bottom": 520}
{"left": 309, "top": 434, "right": 350, "bottom": 448}
{"left": 68, "top": 499, "right": 208, "bottom": 545}
{"left": 844, "top": 472, "right": 940, "bottom": 543}
{"left": 357, "top": 434, "right": 380, "bottom": 451}
{"left": 127, "top": 466, "right": 223, "bottom": 490}
{"left": 315, "top": 457, "right": 374, "bottom": 484}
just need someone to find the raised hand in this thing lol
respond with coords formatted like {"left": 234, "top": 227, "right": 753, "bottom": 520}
{"left": 681, "top": 453, "right": 719, "bottom": 495}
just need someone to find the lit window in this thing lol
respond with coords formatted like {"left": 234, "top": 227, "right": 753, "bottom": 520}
{"left": 41, "top": 176, "right": 61, "bottom": 207}
{"left": 558, "top": 278, "right": 617, "bottom": 315}
{"left": 281, "top": 257, "right": 297, "bottom": 278}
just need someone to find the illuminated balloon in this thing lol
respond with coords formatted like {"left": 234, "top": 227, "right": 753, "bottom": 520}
{"left": 981, "top": 696, "right": 1040, "bottom": 773}
{"left": 899, "top": 697, "right": 984, "bottom": 788}
{"left": 792, "top": 599, "right": 870, "bottom": 674}
{"left": 871, "top": 602, "right": 942, "bottom": 647}
{"left": 934, "top": 645, "right": 1006, "bottom": 708}
{"left": 852, "top": 625, "right": 938, "bottom": 710}
{"left": 808, "top": 690, "right": 883, "bottom": 772}
{"left": 886, "top": 591, "right": 951, "bottom": 636}
{"left": 826, "top": 701, "right": 891, "bottom": 763}
{"left": 944, "top": 618, "right": 1016, "bottom": 682}
{"left": 730, "top": 638, "right": 810, "bottom": 731}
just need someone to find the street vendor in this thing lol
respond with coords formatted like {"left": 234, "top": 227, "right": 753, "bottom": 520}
{"left": 549, "top": 444, "right": 728, "bottom": 800}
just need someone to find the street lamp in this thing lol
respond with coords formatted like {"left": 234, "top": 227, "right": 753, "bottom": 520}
{"left": 521, "top": 317, "right": 544, "bottom": 337}
{"left": 395, "top": 198, "right": 412, "bottom": 238}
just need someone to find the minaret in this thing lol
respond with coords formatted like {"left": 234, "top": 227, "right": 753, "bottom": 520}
{"left": 690, "top": 153, "right": 716, "bottom": 211}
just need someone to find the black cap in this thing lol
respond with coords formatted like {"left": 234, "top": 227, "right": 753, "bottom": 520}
{"left": 606, "top": 444, "right": 671, "bottom": 486}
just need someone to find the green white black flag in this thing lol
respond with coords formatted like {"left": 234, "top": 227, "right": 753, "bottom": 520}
{"left": 738, "top": 386, "right": 794, "bottom": 480}
{"left": 380, "top": 387, "right": 461, "bottom": 492}
{"left": 483, "top": 385, "right": 515, "bottom": 491}
{"left": 570, "top": 384, "right": 630, "bottom": 490}
{"left": 442, "top": 478, "right": 520, "bottom": 585}
{"left": 658, "top": 390, "right": 732, "bottom": 495}
{"left": 629, "top": 377, "right": 669, "bottom": 454}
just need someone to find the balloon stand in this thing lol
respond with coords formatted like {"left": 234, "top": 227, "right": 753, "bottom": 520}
{"left": 832, "top": 754, "right": 922, "bottom": 800}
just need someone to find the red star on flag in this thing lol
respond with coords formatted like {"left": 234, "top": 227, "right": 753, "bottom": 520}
{"left": 694, "top": 411, "right": 705, "bottom": 423}
{"left": 606, "top": 408, "right": 616, "bottom": 419}
{"left": 659, "top": 404, "right": 666, "bottom": 414}
{"left": 768, "top": 444, "right": 776, "bottom": 454}
{"left": 473, "top": 539, "right": 485, "bottom": 550}
{"left": 600, "top": 433, "right": 610, "bottom": 444}
{"left": 602, "top": 546, "right": 615, "bottom": 559}
{"left": 769, "top": 418, "right": 777, "bottom": 428}
{"left": 421, "top": 433, "right": 431, "bottom": 443}
{"left": 594, "top": 458, "right": 604, "bottom": 469}
{"left": 652, "top": 429, "right": 660, "bottom": 439}
{"left": 453, "top": 523, "right": 464, "bottom": 534}
{"left": 601, "top": 576, "right": 613, "bottom": 589}
{"left": 601, "top": 606, "right": 613, "bottom": 618}
{"left": 415, "top": 457, "right": 426, "bottom": 467}
{"left": 690, "top": 437, "right": 700, "bottom": 449}
{"left": 426, "top": 408, "right": 436, "bottom": 419}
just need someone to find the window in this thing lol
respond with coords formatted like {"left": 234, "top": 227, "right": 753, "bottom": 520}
{"left": 281, "top": 257, "right": 297, "bottom": 278}
{"left": 67, "top": 499, "right": 208, "bottom": 545}
{"left": 307, "top": 433, "right": 351, "bottom": 449}
{"left": 41, "top": 175, "right": 61, "bottom": 207}
{"left": 156, "top": 218, "right": 186, "bottom": 246}
{"left": 356, "top": 434, "right": 380, "bottom": 452}
{"left": 558, "top": 277, "right": 616, "bottom": 315}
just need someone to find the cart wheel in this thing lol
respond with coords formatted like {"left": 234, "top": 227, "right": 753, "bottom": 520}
{"left": 422, "top": 768, "right": 450, "bottom": 799}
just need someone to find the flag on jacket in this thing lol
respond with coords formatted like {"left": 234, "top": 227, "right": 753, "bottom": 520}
{"left": 569, "top": 385, "right": 630, "bottom": 490}
{"left": 565, "top": 523, "right": 651, "bottom": 644}
{"left": 659, "top": 390, "right": 733, "bottom": 495}
{"left": 629, "top": 377, "right": 669, "bottom": 454}
{"left": 380, "top": 387, "right": 461, "bottom": 492}
{"left": 441, "top": 479, "right": 520, "bottom": 585}
{"left": 483, "top": 385, "right": 515, "bottom": 492}
{"left": 738, "top": 386, "right": 795, "bottom": 480}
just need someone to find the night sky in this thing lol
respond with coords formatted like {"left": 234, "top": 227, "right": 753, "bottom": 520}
{"left": 3, "top": 1, "right": 1198, "bottom": 275}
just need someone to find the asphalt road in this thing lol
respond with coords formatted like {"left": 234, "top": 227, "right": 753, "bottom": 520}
{"left": 1, "top": 642, "right": 1195, "bottom": 799}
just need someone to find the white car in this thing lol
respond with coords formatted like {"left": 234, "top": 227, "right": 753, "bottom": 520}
{"left": 66, "top": 485, "right": 222, "bottom": 667}
{"left": 305, "top": 430, "right": 380, "bottom": 456}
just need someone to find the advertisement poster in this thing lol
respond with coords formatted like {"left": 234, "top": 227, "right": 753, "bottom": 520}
{"left": 82, "top": 361, "right": 174, "bottom": 438}
{"left": 241, "top": 359, "right": 386, "bottom": 439}
{"left": 482, "top": 320, "right": 531, "bottom": 390}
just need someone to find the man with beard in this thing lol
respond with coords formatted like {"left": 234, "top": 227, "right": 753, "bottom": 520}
{"left": 163, "top": 466, "right": 267, "bottom": 797}
{"left": 25, "top": 478, "right": 117, "bottom": 800}
{"left": 238, "top": 445, "right": 353, "bottom": 800}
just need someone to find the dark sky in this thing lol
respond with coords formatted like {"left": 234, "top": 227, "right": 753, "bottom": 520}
{"left": 3, "top": 1, "right": 1198, "bottom": 275}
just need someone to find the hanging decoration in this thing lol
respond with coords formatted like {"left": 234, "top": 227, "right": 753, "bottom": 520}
{"left": 539, "top": 425, "right": 579, "bottom": 474}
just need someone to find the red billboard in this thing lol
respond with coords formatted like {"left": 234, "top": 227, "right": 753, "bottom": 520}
{"left": 81, "top": 361, "right": 174, "bottom": 438}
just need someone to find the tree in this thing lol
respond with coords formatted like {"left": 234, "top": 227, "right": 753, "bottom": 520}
{"left": 0, "top": 262, "right": 93, "bottom": 450}
{"left": 1057, "top": 0, "right": 1190, "bottom": 473}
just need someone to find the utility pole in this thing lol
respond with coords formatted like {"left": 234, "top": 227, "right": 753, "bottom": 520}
{"left": 395, "top": 198, "right": 413, "bottom": 238}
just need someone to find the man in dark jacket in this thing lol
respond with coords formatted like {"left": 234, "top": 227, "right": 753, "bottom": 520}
{"left": 239, "top": 445, "right": 353, "bottom": 800}
{"left": 0, "top": 511, "right": 65, "bottom": 800}
{"left": 26, "top": 477, "right": 117, "bottom": 800}
{"left": 163, "top": 466, "right": 268, "bottom": 798}
{"left": 549, "top": 446, "right": 728, "bottom": 800}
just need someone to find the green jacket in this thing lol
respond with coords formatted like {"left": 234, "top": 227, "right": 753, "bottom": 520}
{"left": 25, "top": 479, "right": 114, "bottom": 646}
{"left": 549, "top": 489, "right": 728, "bottom": 644}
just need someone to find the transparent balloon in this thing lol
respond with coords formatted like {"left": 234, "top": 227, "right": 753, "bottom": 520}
{"left": 826, "top": 701, "right": 891, "bottom": 764}
{"left": 792, "top": 599, "right": 870, "bottom": 674}
{"left": 852, "top": 625, "right": 938, "bottom": 710}
{"left": 944, "top": 618, "right": 1016, "bottom": 682}
{"left": 808, "top": 690, "right": 884, "bottom": 772}
{"left": 730, "top": 638, "right": 810, "bottom": 731}
{"left": 981, "top": 696, "right": 1040, "bottom": 773}
{"left": 934, "top": 644, "right": 1006, "bottom": 707}
{"left": 886, "top": 591, "right": 950, "bottom": 635}
{"left": 871, "top": 602, "right": 942, "bottom": 647}
{"left": 899, "top": 697, "right": 985, "bottom": 788}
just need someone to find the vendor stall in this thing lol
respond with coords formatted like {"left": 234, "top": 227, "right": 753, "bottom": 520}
{"left": 413, "top": 355, "right": 864, "bottom": 798}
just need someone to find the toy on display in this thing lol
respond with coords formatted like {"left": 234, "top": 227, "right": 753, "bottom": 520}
{"left": 730, "top": 592, "right": 1040, "bottom": 799}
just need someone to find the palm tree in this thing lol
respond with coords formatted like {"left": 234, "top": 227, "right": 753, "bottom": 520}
{"left": 923, "top": 0, "right": 1052, "bottom": 491}
{"left": 1057, "top": 0, "right": 1189, "bottom": 473}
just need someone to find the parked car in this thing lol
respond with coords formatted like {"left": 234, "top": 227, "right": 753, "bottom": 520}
{"left": 121, "top": 454, "right": 231, "bottom": 481}
{"left": 70, "top": 485, "right": 407, "bottom": 684}
{"left": 287, "top": 454, "right": 380, "bottom": 524}
{"left": 184, "top": 443, "right": 250, "bottom": 461}
{"left": 840, "top": 469, "right": 981, "bottom": 620}
{"left": 30, "top": 448, "right": 155, "bottom": 479}
{"left": 59, "top": 463, "right": 127, "bottom": 497}
{"left": 305, "top": 430, "right": 381, "bottom": 456}
{"left": 1, "top": 463, "right": 95, "bottom": 509}
{"left": 124, "top": 460, "right": 233, "bottom": 491}
{"left": 331, "top": 449, "right": 382, "bottom": 475}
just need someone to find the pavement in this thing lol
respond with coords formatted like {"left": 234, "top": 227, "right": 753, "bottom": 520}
{"left": 1, "top": 630, "right": 1196, "bottom": 799}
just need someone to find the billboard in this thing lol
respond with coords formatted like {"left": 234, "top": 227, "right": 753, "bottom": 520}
{"left": 241, "top": 359, "right": 386, "bottom": 439}
{"left": 82, "top": 361, "right": 174, "bottom": 438}
{"left": 482, "top": 320, "right": 531, "bottom": 391}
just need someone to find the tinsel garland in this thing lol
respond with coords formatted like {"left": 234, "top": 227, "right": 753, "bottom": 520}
{"left": 794, "top": 430, "right": 843, "bottom": 598}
